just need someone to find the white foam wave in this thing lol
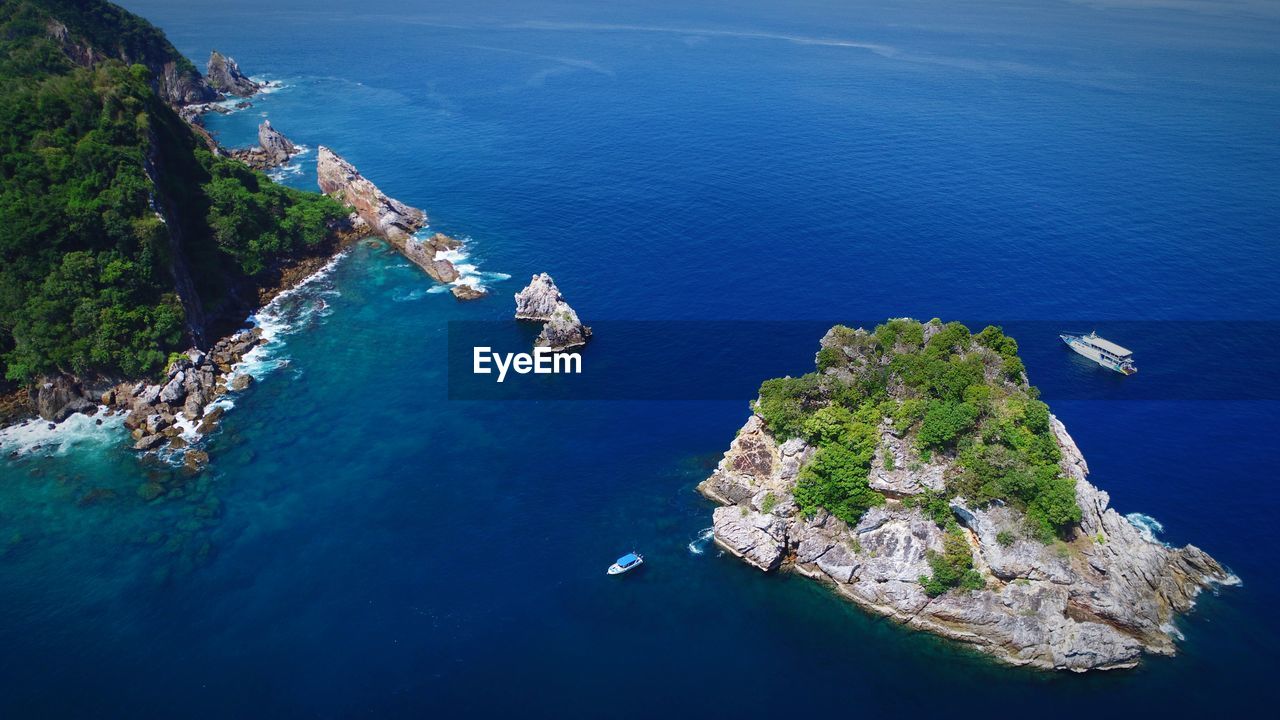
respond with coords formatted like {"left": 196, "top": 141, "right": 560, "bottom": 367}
{"left": 1208, "top": 572, "right": 1244, "bottom": 588}
{"left": 0, "top": 406, "right": 125, "bottom": 458}
{"left": 687, "top": 527, "right": 715, "bottom": 555}
{"left": 421, "top": 233, "right": 511, "bottom": 293}
{"left": 166, "top": 251, "right": 348, "bottom": 447}
{"left": 265, "top": 145, "right": 311, "bottom": 183}
{"left": 1125, "top": 512, "right": 1168, "bottom": 545}
{"left": 233, "top": 252, "right": 346, "bottom": 381}
{"left": 1160, "top": 622, "right": 1186, "bottom": 642}
{"left": 250, "top": 78, "right": 287, "bottom": 94}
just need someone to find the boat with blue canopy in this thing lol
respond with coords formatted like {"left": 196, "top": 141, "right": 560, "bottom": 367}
{"left": 607, "top": 552, "right": 644, "bottom": 575}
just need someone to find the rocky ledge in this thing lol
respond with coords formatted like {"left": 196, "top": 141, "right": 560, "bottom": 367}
{"left": 316, "top": 146, "right": 480, "bottom": 299}
{"left": 230, "top": 120, "right": 299, "bottom": 170}
{"left": 698, "top": 321, "right": 1235, "bottom": 672}
{"left": 513, "top": 273, "right": 592, "bottom": 350}
{"left": 206, "top": 50, "right": 261, "bottom": 97}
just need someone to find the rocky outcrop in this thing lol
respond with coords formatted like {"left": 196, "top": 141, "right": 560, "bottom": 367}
{"left": 698, "top": 412, "right": 1235, "bottom": 672}
{"left": 206, "top": 50, "right": 260, "bottom": 96}
{"left": 34, "top": 375, "right": 96, "bottom": 422}
{"left": 111, "top": 329, "right": 264, "bottom": 462}
{"left": 230, "top": 120, "right": 300, "bottom": 169}
{"left": 316, "top": 146, "right": 461, "bottom": 284}
{"left": 258, "top": 120, "right": 296, "bottom": 163}
{"left": 513, "top": 273, "right": 592, "bottom": 350}
{"left": 451, "top": 284, "right": 487, "bottom": 301}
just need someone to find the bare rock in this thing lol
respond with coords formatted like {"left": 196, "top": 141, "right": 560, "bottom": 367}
{"left": 159, "top": 371, "right": 186, "bottom": 405}
{"left": 133, "top": 434, "right": 166, "bottom": 451}
{"left": 514, "top": 273, "right": 565, "bottom": 320}
{"left": 316, "top": 147, "right": 461, "bottom": 283}
{"left": 452, "top": 284, "right": 487, "bottom": 300}
{"left": 711, "top": 506, "right": 787, "bottom": 572}
{"left": 535, "top": 303, "right": 592, "bottom": 351}
{"left": 34, "top": 375, "right": 93, "bottom": 422}
{"left": 258, "top": 120, "right": 297, "bottom": 163}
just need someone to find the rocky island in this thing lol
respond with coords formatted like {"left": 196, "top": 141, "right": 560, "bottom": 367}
{"left": 700, "top": 319, "right": 1234, "bottom": 671}
{"left": 514, "top": 273, "right": 592, "bottom": 350}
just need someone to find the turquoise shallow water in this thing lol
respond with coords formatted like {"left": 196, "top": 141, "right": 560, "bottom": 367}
{"left": 2, "top": 0, "right": 1279, "bottom": 715}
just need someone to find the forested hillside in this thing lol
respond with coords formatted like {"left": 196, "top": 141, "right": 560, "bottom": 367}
{"left": 0, "top": 0, "right": 344, "bottom": 391}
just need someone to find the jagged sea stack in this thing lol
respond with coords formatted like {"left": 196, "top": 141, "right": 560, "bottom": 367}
{"left": 258, "top": 121, "right": 297, "bottom": 163}
{"left": 699, "top": 319, "right": 1234, "bottom": 672}
{"left": 315, "top": 146, "right": 462, "bottom": 285}
{"left": 513, "top": 273, "right": 592, "bottom": 350}
{"left": 206, "top": 50, "right": 261, "bottom": 96}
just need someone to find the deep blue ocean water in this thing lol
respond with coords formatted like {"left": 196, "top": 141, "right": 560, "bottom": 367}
{"left": 2, "top": 0, "right": 1279, "bottom": 715}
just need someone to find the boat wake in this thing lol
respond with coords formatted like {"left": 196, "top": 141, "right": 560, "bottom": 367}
{"left": 687, "top": 527, "right": 715, "bottom": 555}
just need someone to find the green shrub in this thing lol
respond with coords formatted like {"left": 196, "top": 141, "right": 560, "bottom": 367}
{"left": 917, "top": 400, "right": 979, "bottom": 450}
{"left": 996, "top": 530, "right": 1015, "bottom": 547}
{"left": 920, "top": 530, "right": 983, "bottom": 597}
{"left": 904, "top": 490, "right": 954, "bottom": 528}
{"left": 754, "top": 373, "right": 824, "bottom": 440}
{"left": 793, "top": 443, "right": 885, "bottom": 525}
{"left": 801, "top": 404, "right": 856, "bottom": 445}
{"left": 760, "top": 492, "right": 778, "bottom": 515}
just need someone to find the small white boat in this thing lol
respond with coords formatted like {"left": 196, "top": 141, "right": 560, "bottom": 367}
{"left": 1060, "top": 331, "right": 1137, "bottom": 375}
{"left": 607, "top": 552, "right": 644, "bottom": 575}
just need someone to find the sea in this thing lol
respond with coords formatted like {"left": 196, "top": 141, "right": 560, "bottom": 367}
{"left": 2, "top": 0, "right": 1277, "bottom": 716}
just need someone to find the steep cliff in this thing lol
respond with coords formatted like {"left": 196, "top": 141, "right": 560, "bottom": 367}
{"left": 699, "top": 319, "right": 1234, "bottom": 671}
{"left": 0, "top": 0, "right": 345, "bottom": 417}
{"left": 35, "top": 0, "right": 218, "bottom": 105}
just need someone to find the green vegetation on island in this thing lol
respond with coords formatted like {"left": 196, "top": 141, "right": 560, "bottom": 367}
{"left": 0, "top": 0, "right": 345, "bottom": 387}
{"left": 753, "top": 318, "right": 1081, "bottom": 596}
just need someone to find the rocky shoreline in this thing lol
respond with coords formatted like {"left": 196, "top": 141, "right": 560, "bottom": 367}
{"left": 3, "top": 45, "right": 490, "bottom": 459}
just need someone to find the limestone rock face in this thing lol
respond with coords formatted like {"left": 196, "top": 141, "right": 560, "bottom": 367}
{"left": 698, "top": 412, "right": 1235, "bottom": 672}
{"left": 869, "top": 424, "right": 947, "bottom": 496}
{"left": 206, "top": 50, "right": 261, "bottom": 96}
{"left": 711, "top": 506, "right": 787, "bottom": 571}
{"left": 316, "top": 147, "right": 459, "bottom": 284}
{"left": 535, "top": 303, "right": 592, "bottom": 351}
{"left": 513, "top": 273, "right": 564, "bottom": 320}
{"left": 513, "top": 273, "right": 591, "bottom": 350}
